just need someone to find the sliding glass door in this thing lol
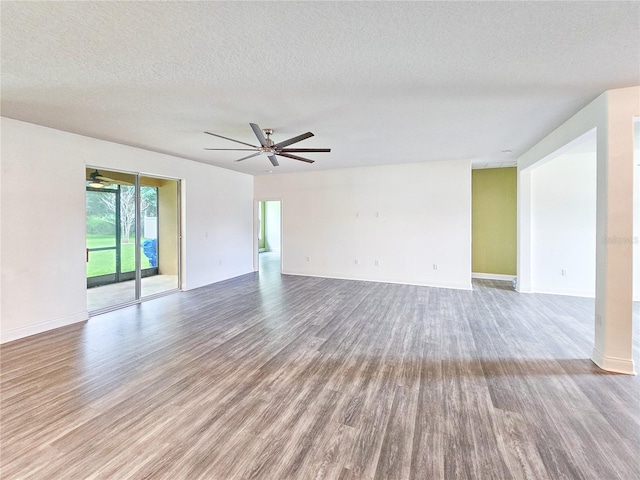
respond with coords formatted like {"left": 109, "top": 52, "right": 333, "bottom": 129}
{"left": 140, "top": 175, "right": 180, "bottom": 299}
{"left": 85, "top": 168, "right": 180, "bottom": 313}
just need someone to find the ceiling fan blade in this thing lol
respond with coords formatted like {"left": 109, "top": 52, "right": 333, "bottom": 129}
{"left": 279, "top": 148, "right": 331, "bottom": 153}
{"left": 96, "top": 176, "right": 134, "bottom": 186}
{"left": 204, "top": 148, "right": 258, "bottom": 151}
{"left": 204, "top": 131, "right": 257, "bottom": 148}
{"left": 234, "top": 152, "right": 262, "bottom": 162}
{"left": 274, "top": 132, "right": 314, "bottom": 149}
{"left": 277, "top": 152, "right": 315, "bottom": 164}
{"left": 268, "top": 155, "right": 279, "bottom": 167}
{"left": 250, "top": 123, "right": 268, "bottom": 147}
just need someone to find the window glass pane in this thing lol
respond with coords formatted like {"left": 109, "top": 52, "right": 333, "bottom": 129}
{"left": 86, "top": 169, "right": 137, "bottom": 311}
{"left": 141, "top": 177, "right": 179, "bottom": 298}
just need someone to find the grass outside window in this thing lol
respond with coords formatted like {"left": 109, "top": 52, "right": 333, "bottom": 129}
{"left": 86, "top": 235, "right": 151, "bottom": 277}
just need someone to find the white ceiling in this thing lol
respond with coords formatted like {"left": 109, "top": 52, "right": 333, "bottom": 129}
{"left": 2, "top": 2, "right": 639, "bottom": 175}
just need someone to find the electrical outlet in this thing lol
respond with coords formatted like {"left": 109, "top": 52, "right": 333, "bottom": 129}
{"left": 561, "top": 269, "right": 567, "bottom": 276}
{"left": 374, "top": 260, "right": 379, "bottom": 266}
{"left": 354, "top": 259, "right": 359, "bottom": 265}
{"left": 433, "top": 264, "right": 438, "bottom": 270}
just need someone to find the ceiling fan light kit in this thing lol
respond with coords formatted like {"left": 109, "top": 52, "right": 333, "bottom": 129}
{"left": 87, "top": 169, "right": 110, "bottom": 188}
{"left": 204, "top": 123, "right": 331, "bottom": 167}
{"left": 87, "top": 169, "right": 133, "bottom": 188}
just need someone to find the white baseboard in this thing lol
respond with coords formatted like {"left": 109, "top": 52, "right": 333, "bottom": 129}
{"left": 472, "top": 272, "right": 516, "bottom": 281}
{"left": 1, "top": 311, "right": 88, "bottom": 344}
{"left": 532, "top": 287, "right": 595, "bottom": 298}
{"left": 591, "top": 348, "right": 636, "bottom": 375}
{"left": 282, "top": 270, "right": 472, "bottom": 291}
{"left": 184, "top": 269, "right": 255, "bottom": 291}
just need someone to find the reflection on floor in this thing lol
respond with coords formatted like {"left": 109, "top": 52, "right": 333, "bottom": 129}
{"left": 259, "top": 251, "right": 281, "bottom": 276}
{"left": 87, "top": 275, "right": 179, "bottom": 312}
{"left": 88, "top": 253, "right": 279, "bottom": 313}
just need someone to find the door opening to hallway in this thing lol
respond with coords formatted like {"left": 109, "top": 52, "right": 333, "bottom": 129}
{"left": 257, "top": 200, "right": 281, "bottom": 276}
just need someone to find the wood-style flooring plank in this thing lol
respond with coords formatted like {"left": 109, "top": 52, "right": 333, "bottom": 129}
{"left": 1, "top": 262, "right": 639, "bottom": 480}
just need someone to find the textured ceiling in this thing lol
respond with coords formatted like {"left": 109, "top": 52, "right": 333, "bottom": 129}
{"left": 2, "top": 1, "right": 639, "bottom": 175}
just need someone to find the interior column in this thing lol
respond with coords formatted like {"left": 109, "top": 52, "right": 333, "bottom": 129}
{"left": 516, "top": 168, "right": 533, "bottom": 293}
{"left": 592, "top": 87, "right": 638, "bottom": 375}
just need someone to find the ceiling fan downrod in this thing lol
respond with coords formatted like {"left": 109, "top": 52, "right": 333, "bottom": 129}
{"left": 262, "top": 128, "right": 275, "bottom": 152}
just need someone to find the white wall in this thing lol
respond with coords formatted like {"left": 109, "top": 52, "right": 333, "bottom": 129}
{"left": 254, "top": 160, "right": 472, "bottom": 289}
{"left": 0, "top": 123, "right": 3, "bottom": 331}
{"left": 531, "top": 152, "right": 597, "bottom": 297}
{"left": 634, "top": 119, "right": 640, "bottom": 302}
{"left": 1, "top": 117, "right": 254, "bottom": 343}
{"left": 264, "top": 201, "right": 281, "bottom": 253}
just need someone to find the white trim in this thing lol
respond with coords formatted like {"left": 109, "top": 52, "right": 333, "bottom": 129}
{"left": 282, "top": 270, "right": 472, "bottom": 291}
{"left": 1, "top": 311, "right": 88, "bottom": 344}
{"left": 472, "top": 272, "right": 516, "bottom": 281}
{"left": 591, "top": 348, "right": 637, "bottom": 375}
{"left": 182, "top": 268, "right": 253, "bottom": 291}
{"left": 531, "top": 287, "right": 595, "bottom": 299}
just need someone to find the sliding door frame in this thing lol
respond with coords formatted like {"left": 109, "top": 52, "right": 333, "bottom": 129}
{"left": 86, "top": 166, "right": 182, "bottom": 315}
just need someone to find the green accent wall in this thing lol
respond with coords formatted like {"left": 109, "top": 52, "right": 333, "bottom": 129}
{"left": 472, "top": 168, "right": 517, "bottom": 275}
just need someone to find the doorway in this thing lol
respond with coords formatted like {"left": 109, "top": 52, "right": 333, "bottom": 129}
{"left": 85, "top": 168, "right": 180, "bottom": 313}
{"left": 257, "top": 200, "right": 281, "bottom": 275}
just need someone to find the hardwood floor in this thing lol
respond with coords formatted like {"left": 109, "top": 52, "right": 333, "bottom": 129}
{"left": 1, "top": 261, "right": 639, "bottom": 479}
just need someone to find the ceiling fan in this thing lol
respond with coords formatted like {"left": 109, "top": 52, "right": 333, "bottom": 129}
{"left": 204, "top": 123, "right": 330, "bottom": 167}
{"left": 87, "top": 169, "right": 133, "bottom": 188}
